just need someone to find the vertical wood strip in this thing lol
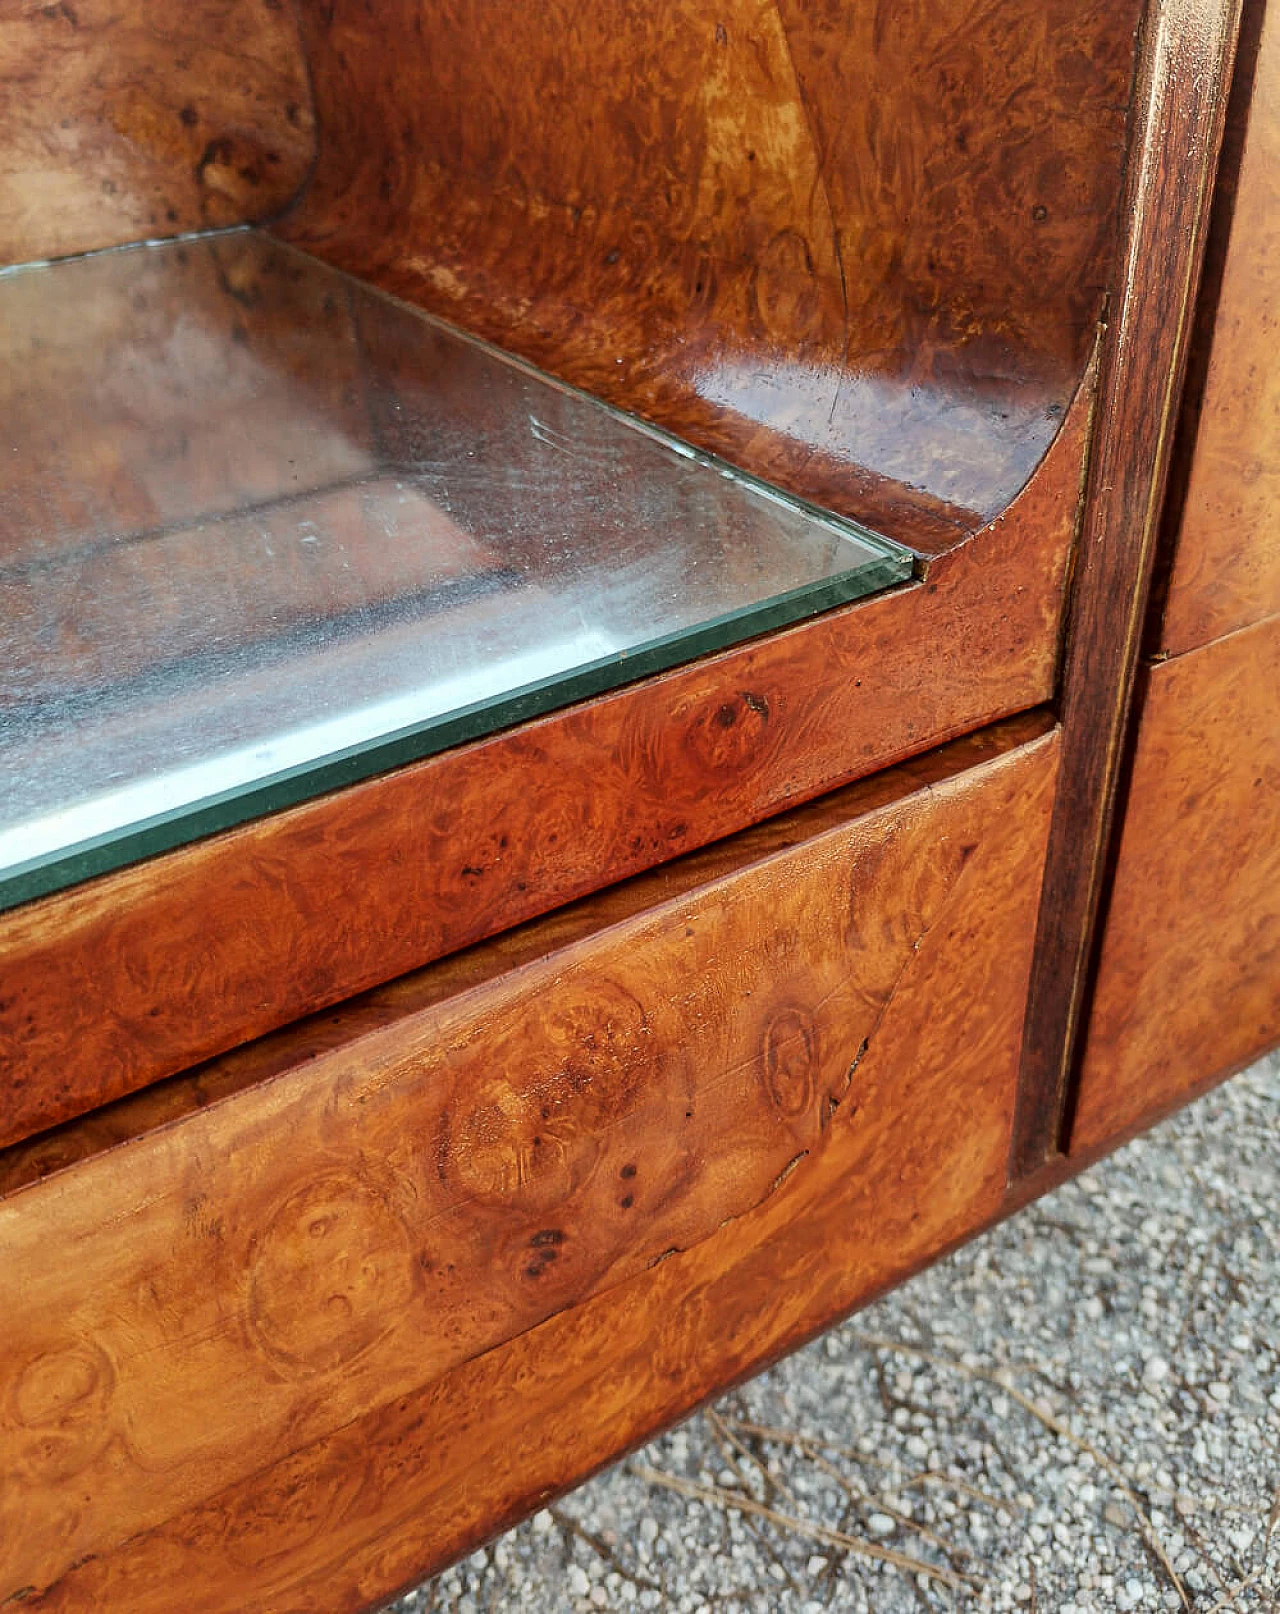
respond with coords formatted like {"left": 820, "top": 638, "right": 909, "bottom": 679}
{"left": 1009, "top": 0, "right": 1246, "bottom": 1177}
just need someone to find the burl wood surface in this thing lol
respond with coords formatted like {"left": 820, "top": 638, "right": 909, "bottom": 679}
{"left": 0, "top": 379, "right": 1090, "bottom": 1152}
{"left": 1160, "top": 0, "right": 1280, "bottom": 655}
{"left": 278, "top": 0, "right": 1141, "bottom": 550}
{"left": 1, "top": 0, "right": 1129, "bottom": 1151}
{"left": 0, "top": 715, "right": 1057, "bottom": 1610}
{"left": 0, "top": 0, "right": 314, "bottom": 267}
{"left": 1009, "top": 0, "right": 1245, "bottom": 1174}
{"left": 1071, "top": 619, "right": 1280, "bottom": 1151}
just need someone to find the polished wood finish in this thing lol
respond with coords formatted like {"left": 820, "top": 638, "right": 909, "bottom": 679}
{"left": 1069, "top": 2, "right": 1280, "bottom": 1152}
{"left": 1158, "top": 0, "right": 1280, "bottom": 655}
{"left": 1008, "top": 0, "right": 1245, "bottom": 1178}
{"left": 0, "top": 0, "right": 1142, "bottom": 1151}
{"left": 0, "top": 5, "right": 1269, "bottom": 1609}
{"left": 277, "top": 0, "right": 1142, "bottom": 551}
{"left": 0, "top": 715, "right": 1057, "bottom": 1610}
{"left": 0, "top": 0, "right": 314, "bottom": 268}
{"left": 1071, "top": 619, "right": 1280, "bottom": 1149}
{"left": 0, "top": 373, "right": 1090, "bottom": 1152}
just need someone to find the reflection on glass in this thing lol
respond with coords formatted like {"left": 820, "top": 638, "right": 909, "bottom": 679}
{"left": 0, "top": 229, "right": 910, "bottom": 908}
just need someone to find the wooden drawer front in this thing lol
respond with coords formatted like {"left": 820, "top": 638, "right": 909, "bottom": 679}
{"left": 1071, "top": 10, "right": 1280, "bottom": 1155}
{"left": 1073, "top": 620, "right": 1280, "bottom": 1152}
{"left": 0, "top": 716, "right": 1056, "bottom": 1610}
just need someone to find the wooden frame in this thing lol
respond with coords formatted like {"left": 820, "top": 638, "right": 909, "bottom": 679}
{"left": 2, "top": 3, "right": 1276, "bottom": 1610}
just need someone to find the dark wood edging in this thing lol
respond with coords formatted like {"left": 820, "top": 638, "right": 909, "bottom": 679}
{"left": 1142, "top": 0, "right": 1272, "bottom": 656}
{"left": 1009, "top": 0, "right": 1246, "bottom": 1178}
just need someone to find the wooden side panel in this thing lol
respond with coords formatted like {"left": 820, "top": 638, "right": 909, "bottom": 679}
{"left": 1162, "top": 0, "right": 1280, "bottom": 655}
{"left": 0, "top": 382, "right": 1089, "bottom": 1153}
{"left": 0, "top": 0, "right": 315, "bottom": 268}
{"left": 1072, "top": 618, "right": 1280, "bottom": 1152}
{"left": 277, "top": 0, "right": 1140, "bottom": 548}
{"left": 0, "top": 717, "right": 1058, "bottom": 1611}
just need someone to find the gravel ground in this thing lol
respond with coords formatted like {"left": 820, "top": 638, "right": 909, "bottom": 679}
{"left": 393, "top": 1052, "right": 1279, "bottom": 1613}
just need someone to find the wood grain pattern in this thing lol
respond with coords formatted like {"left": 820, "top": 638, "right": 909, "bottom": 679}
{"left": 1067, "top": 1, "right": 1280, "bottom": 1153}
{"left": 1160, "top": 0, "right": 1280, "bottom": 655}
{"left": 0, "top": 0, "right": 315, "bottom": 268}
{"left": 1071, "top": 618, "right": 1280, "bottom": 1150}
{"left": 0, "top": 377, "right": 1091, "bottom": 1152}
{"left": 0, "top": 0, "right": 1128, "bottom": 1155}
{"left": 0, "top": 715, "right": 1058, "bottom": 1610}
{"left": 277, "top": 0, "right": 1141, "bottom": 551}
{"left": 1009, "top": 0, "right": 1245, "bottom": 1177}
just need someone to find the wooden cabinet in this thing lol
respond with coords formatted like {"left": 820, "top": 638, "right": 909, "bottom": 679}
{"left": 0, "top": 2, "right": 1274, "bottom": 1609}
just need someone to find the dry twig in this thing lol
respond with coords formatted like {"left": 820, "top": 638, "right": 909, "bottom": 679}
{"left": 792, "top": 1435, "right": 975, "bottom": 1571}
{"left": 851, "top": 1333, "right": 1192, "bottom": 1611}
{"left": 1199, "top": 1567, "right": 1267, "bottom": 1614}
{"left": 632, "top": 1463, "right": 980, "bottom": 1592}
{"left": 705, "top": 1407, "right": 801, "bottom": 1508}
{"left": 726, "top": 1417, "right": 1015, "bottom": 1513}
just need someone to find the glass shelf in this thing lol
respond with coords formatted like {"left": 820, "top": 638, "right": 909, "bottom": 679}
{"left": 0, "top": 229, "right": 911, "bottom": 911}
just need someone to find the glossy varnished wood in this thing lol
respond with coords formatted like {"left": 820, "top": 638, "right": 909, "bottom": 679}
{"left": 1159, "top": 0, "right": 1280, "bottom": 655}
{"left": 1009, "top": 0, "right": 1245, "bottom": 1177}
{"left": 0, "top": 379, "right": 1089, "bottom": 1152}
{"left": 0, "top": 0, "right": 1137, "bottom": 1149}
{"left": 277, "top": 0, "right": 1141, "bottom": 550}
{"left": 0, "top": 0, "right": 314, "bottom": 268}
{"left": 1071, "top": 619, "right": 1280, "bottom": 1150}
{"left": 1068, "top": 4, "right": 1280, "bottom": 1151}
{"left": 0, "top": 716, "right": 1058, "bottom": 1610}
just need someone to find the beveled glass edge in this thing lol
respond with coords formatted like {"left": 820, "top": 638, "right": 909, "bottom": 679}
{"left": 0, "top": 222, "right": 250, "bottom": 280}
{"left": 234, "top": 232, "right": 919, "bottom": 564}
{"left": 0, "top": 553, "right": 911, "bottom": 913}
